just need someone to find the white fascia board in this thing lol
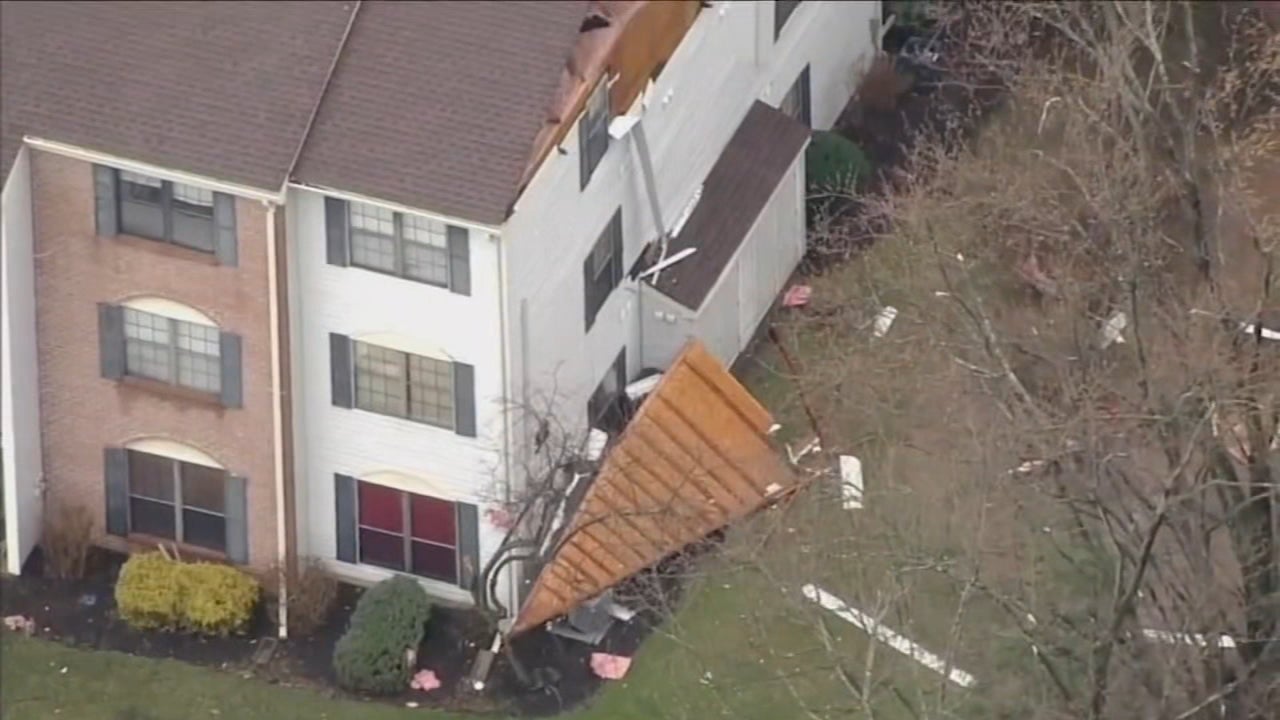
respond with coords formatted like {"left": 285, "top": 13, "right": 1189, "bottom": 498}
{"left": 23, "top": 136, "right": 282, "bottom": 203}
{"left": 290, "top": 181, "right": 503, "bottom": 236}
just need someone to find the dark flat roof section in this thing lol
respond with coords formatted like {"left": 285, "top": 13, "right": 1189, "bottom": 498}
{"left": 648, "top": 101, "right": 810, "bottom": 311}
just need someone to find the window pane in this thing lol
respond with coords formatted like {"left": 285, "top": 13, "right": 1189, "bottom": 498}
{"left": 349, "top": 202, "right": 395, "bottom": 236}
{"left": 400, "top": 215, "right": 446, "bottom": 248}
{"left": 183, "top": 509, "right": 226, "bottom": 551}
{"left": 174, "top": 320, "right": 222, "bottom": 393}
{"left": 127, "top": 451, "right": 175, "bottom": 501}
{"left": 124, "top": 309, "right": 173, "bottom": 382}
{"left": 402, "top": 241, "right": 449, "bottom": 286}
{"left": 354, "top": 342, "right": 408, "bottom": 418}
{"left": 118, "top": 172, "right": 166, "bottom": 239}
{"left": 172, "top": 211, "right": 215, "bottom": 252}
{"left": 171, "top": 183, "right": 213, "bottom": 207}
{"left": 407, "top": 354, "right": 454, "bottom": 428}
{"left": 358, "top": 481, "right": 403, "bottom": 533}
{"left": 411, "top": 541, "right": 457, "bottom": 583}
{"left": 181, "top": 463, "right": 225, "bottom": 513}
{"left": 130, "top": 497, "right": 176, "bottom": 539}
{"left": 410, "top": 495, "right": 456, "bottom": 546}
{"left": 351, "top": 231, "right": 397, "bottom": 273}
{"left": 359, "top": 528, "right": 405, "bottom": 571}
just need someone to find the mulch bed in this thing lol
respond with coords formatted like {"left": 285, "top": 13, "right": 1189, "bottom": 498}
{"left": 0, "top": 546, "right": 686, "bottom": 717}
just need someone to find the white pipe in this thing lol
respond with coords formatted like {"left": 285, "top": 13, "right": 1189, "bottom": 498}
{"left": 494, "top": 232, "right": 518, "bottom": 617}
{"left": 265, "top": 201, "right": 289, "bottom": 639}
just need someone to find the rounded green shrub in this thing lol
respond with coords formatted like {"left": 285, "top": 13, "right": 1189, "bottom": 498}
{"left": 806, "top": 130, "right": 873, "bottom": 196}
{"left": 333, "top": 576, "right": 432, "bottom": 695}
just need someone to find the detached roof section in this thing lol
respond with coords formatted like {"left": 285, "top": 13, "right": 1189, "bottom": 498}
{"left": 512, "top": 340, "right": 801, "bottom": 634}
{"left": 0, "top": 1, "right": 356, "bottom": 190}
{"left": 649, "top": 101, "right": 810, "bottom": 310}
{"left": 291, "top": 0, "right": 589, "bottom": 225}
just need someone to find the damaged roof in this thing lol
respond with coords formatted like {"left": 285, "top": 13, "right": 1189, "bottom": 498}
{"left": 649, "top": 101, "right": 811, "bottom": 310}
{"left": 1, "top": 0, "right": 590, "bottom": 223}
{"left": 512, "top": 340, "right": 802, "bottom": 634}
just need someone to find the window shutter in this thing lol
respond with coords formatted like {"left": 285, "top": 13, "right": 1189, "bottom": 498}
{"left": 224, "top": 474, "right": 249, "bottom": 564}
{"left": 453, "top": 361, "right": 476, "bottom": 438}
{"left": 578, "top": 115, "right": 592, "bottom": 190}
{"left": 98, "top": 303, "right": 126, "bottom": 380}
{"left": 609, "top": 211, "right": 624, "bottom": 285}
{"left": 330, "top": 333, "right": 354, "bottom": 408}
{"left": 583, "top": 256, "right": 594, "bottom": 330}
{"left": 219, "top": 332, "right": 243, "bottom": 408}
{"left": 446, "top": 225, "right": 471, "bottom": 296}
{"left": 212, "top": 193, "right": 239, "bottom": 266}
{"left": 334, "top": 474, "right": 357, "bottom": 563}
{"left": 104, "top": 448, "right": 130, "bottom": 537}
{"left": 325, "top": 197, "right": 350, "bottom": 267}
{"left": 456, "top": 502, "right": 480, "bottom": 591}
{"left": 93, "top": 165, "right": 119, "bottom": 236}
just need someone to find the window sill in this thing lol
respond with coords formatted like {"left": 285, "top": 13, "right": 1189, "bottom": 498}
{"left": 110, "top": 233, "right": 220, "bottom": 266}
{"left": 121, "top": 533, "right": 230, "bottom": 565}
{"left": 119, "top": 375, "right": 225, "bottom": 408}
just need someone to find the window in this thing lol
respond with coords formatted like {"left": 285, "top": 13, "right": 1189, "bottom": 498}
{"left": 579, "top": 79, "right": 612, "bottom": 189}
{"left": 347, "top": 201, "right": 453, "bottom": 288}
{"left": 354, "top": 341, "right": 456, "bottom": 429}
{"left": 775, "top": 0, "right": 803, "bottom": 39}
{"left": 122, "top": 307, "right": 222, "bottom": 393}
{"left": 583, "top": 209, "right": 624, "bottom": 331}
{"left": 356, "top": 481, "right": 460, "bottom": 583}
{"left": 588, "top": 348, "right": 627, "bottom": 430}
{"left": 126, "top": 449, "right": 228, "bottom": 553}
{"left": 117, "top": 171, "right": 217, "bottom": 252}
{"left": 779, "top": 65, "right": 812, "bottom": 128}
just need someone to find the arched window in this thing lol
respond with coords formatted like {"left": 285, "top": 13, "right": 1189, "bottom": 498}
{"left": 98, "top": 297, "right": 242, "bottom": 407}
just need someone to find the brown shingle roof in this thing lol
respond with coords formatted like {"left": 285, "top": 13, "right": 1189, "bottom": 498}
{"left": 291, "top": 0, "right": 589, "bottom": 225}
{"left": 0, "top": 1, "right": 357, "bottom": 191}
{"left": 512, "top": 340, "right": 802, "bottom": 634}
{"left": 649, "top": 101, "right": 810, "bottom": 310}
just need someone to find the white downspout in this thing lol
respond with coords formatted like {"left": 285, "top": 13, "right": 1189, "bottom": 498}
{"left": 265, "top": 201, "right": 289, "bottom": 639}
{"left": 493, "top": 231, "right": 518, "bottom": 616}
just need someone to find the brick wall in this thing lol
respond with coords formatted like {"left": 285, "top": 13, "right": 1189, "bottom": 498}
{"left": 31, "top": 150, "right": 280, "bottom": 571}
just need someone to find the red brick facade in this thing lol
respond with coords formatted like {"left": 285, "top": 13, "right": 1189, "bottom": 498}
{"left": 31, "top": 150, "right": 279, "bottom": 571}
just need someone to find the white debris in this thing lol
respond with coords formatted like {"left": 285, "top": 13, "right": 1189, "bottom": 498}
{"left": 787, "top": 437, "right": 821, "bottom": 464}
{"left": 585, "top": 429, "right": 609, "bottom": 462}
{"left": 1100, "top": 311, "right": 1128, "bottom": 348}
{"left": 839, "top": 455, "right": 863, "bottom": 510}
{"left": 1141, "top": 629, "right": 1237, "bottom": 648}
{"left": 800, "top": 584, "right": 977, "bottom": 688}
{"left": 624, "top": 373, "right": 662, "bottom": 401}
{"left": 872, "top": 306, "right": 898, "bottom": 338}
{"left": 766, "top": 423, "right": 781, "bottom": 435}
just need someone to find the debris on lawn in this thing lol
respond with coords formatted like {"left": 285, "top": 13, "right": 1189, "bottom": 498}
{"left": 872, "top": 306, "right": 898, "bottom": 338}
{"left": 1141, "top": 629, "right": 1237, "bottom": 649}
{"left": 410, "top": 669, "right": 442, "bottom": 692}
{"left": 799, "top": 584, "right": 977, "bottom": 688}
{"left": 3, "top": 614, "right": 35, "bottom": 635}
{"left": 786, "top": 437, "right": 821, "bottom": 465}
{"left": 782, "top": 284, "right": 812, "bottom": 308}
{"left": 1099, "top": 311, "right": 1127, "bottom": 348}
{"left": 77, "top": 593, "right": 98, "bottom": 608}
{"left": 839, "top": 455, "right": 864, "bottom": 510}
{"left": 251, "top": 636, "right": 279, "bottom": 666}
{"left": 590, "top": 653, "right": 632, "bottom": 680}
{"left": 624, "top": 372, "right": 663, "bottom": 401}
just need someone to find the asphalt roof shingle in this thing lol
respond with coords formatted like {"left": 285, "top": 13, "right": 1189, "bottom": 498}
{"left": 1, "top": 1, "right": 357, "bottom": 190}
{"left": 291, "top": 1, "right": 588, "bottom": 225}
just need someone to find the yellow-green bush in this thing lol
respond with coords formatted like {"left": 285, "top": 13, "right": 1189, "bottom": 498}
{"left": 115, "top": 552, "right": 260, "bottom": 635}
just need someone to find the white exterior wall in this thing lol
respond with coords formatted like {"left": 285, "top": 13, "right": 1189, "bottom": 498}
{"left": 287, "top": 187, "right": 511, "bottom": 605}
{"left": 502, "top": 1, "right": 880, "bottom": 446}
{"left": 2, "top": 147, "right": 45, "bottom": 575}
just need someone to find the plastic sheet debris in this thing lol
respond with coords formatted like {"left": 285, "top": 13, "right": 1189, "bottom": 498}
{"left": 782, "top": 285, "right": 812, "bottom": 308}
{"left": 872, "top": 306, "right": 898, "bottom": 338}
{"left": 1100, "top": 312, "right": 1127, "bottom": 348}
{"left": 590, "top": 653, "right": 633, "bottom": 680}
{"left": 839, "top": 455, "right": 863, "bottom": 510}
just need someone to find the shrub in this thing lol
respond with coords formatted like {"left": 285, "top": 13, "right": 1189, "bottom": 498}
{"left": 115, "top": 552, "right": 260, "bottom": 635}
{"left": 333, "top": 576, "right": 432, "bottom": 695}
{"left": 856, "top": 54, "right": 914, "bottom": 113}
{"left": 807, "top": 131, "right": 873, "bottom": 198}
{"left": 268, "top": 557, "right": 339, "bottom": 637}
{"left": 43, "top": 502, "right": 94, "bottom": 580}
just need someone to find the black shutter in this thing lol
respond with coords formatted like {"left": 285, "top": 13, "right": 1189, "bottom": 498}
{"left": 446, "top": 225, "right": 471, "bottom": 296}
{"left": 609, "top": 210, "right": 624, "bottom": 285}
{"left": 325, "top": 197, "right": 350, "bottom": 267}
{"left": 330, "top": 333, "right": 354, "bottom": 408}
{"left": 224, "top": 475, "right": 249, "bottom": 564}
{"left": 334, "top": 474, "right": 357, "bottom": 563}
{"left": 799, "top": 65, "right": 813, "bottom": 128}
{"left": 583, "top": 254, "right": 595, "bottom": 330}
{"left": 93, "top": 165, "right": 119, "bottom": 236}
{"left": 212, "top": 193, "right": 238, "bottom": 266}
{"left": 219, "top": 332, "right": 243, "bottom": 408}
{"left": 456, "top": 502, "right": 480, "bottom": 591}
{"left": 98, "top": 303, "right": 126, "bottom": 380}
{"left": 453, "top": 362, "right": 477, "bottom": 438}
{"left": 104, "top": 448, "right": 130, "bottom": 536}
{"left": 578, "top": 113, "right": 593, "bottom": 190}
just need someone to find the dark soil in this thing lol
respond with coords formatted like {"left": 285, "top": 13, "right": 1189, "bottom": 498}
{"left": 0, "top": 545, "right": 689, "bottom": 717}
